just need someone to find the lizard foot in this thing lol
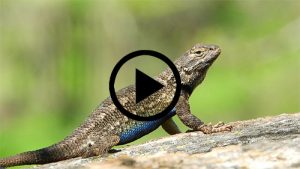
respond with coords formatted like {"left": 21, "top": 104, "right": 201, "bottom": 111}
{"left": 197, "top": 122, "right": 232, "bottom": 134}
{"left": 108, "top": 149, "right": 121, "bottom": 153}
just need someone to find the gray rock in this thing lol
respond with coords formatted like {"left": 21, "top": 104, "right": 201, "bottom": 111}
{"left": 32, "top": 113, "right": 300, "bottom": 169}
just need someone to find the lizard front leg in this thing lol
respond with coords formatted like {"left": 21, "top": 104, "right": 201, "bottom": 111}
{"left": 176, "top": 91, "right": 232, "bottom": 134}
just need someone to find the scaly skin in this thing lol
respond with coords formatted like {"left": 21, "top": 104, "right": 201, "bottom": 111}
{"left": 0, "top": 43, "right": 232, "bottom": 167}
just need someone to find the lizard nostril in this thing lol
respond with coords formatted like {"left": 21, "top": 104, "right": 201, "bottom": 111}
{"left": 209, "top": 46, "right": 216, "bottom": 50}
{"left": 208, "top": 45, "right": 219, "bottom": 50}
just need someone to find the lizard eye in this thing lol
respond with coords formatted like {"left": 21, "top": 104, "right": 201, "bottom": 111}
{"left": 194, "top": 50, "right": 202, "bottom": 55}
{"left": 194, "top": 47, "right": 207, "bottom": 56}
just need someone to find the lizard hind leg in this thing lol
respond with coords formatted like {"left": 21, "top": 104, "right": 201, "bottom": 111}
{"left": 162, "top": 118, "right": 181, "bottom": 135}
{"left": 81, "top": 135, "right": 120, "bottom": 158}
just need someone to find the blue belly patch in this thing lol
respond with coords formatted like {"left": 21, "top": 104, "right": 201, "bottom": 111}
{"left": 118, "top": 108, "right": 176, "bottom": 145}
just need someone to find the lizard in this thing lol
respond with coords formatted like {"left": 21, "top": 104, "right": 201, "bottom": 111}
{"left": 0, "top": 43, "right": 232, "bottom": 167}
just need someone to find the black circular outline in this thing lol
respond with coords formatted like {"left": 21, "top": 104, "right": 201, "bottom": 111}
{"left": 109, "top": 50, "right": 182, "bottom": 121}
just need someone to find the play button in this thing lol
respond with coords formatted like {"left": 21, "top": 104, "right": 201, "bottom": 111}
{"left": 135, "top": 69, "right": 164, "bottom": 104}
{"left": 109, "top": 50, "right": 182, "bottom": 121}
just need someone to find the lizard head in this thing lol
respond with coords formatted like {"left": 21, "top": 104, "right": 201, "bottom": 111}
{"left": 175, "top": 43, "right": 221, "bottom": 93}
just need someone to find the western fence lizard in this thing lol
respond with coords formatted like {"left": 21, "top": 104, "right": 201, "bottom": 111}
{"left": 0, "top": 43, "right": 232, "bottom": 167}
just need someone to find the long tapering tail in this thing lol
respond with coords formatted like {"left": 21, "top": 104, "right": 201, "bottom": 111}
{"left": 0, "top": 141, "right": 80, "bottom": 167}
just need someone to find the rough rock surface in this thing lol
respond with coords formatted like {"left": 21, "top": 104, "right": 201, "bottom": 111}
{"left": 31, "top": 113, "right": 300, "bottom": 169}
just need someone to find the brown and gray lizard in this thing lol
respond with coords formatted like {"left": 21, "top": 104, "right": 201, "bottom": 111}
{"left": 0, "top": 43, "right": 232, "bottom": 167}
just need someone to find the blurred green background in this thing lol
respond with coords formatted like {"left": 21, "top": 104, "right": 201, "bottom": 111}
{"left": 0, "top": 0, "right": 299, "bottom": 160}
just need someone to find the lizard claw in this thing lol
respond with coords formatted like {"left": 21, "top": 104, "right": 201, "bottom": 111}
{"left": 197, "top": 122, "right": 232, "bottom": 134}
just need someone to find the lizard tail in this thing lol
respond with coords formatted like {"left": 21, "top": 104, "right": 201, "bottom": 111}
{"left": 0, "top": 141, "right": 79, "bottom": 167}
